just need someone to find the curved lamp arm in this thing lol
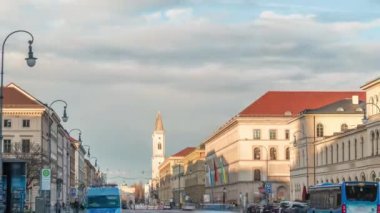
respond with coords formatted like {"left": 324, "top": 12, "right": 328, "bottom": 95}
{"left": 90, "top": 157, "right": 98, "bottom": 167}
{"left": 69, "top": 128, "right": 82, "bottom": 143}
{"left": 82, "top": 144, "right": 91, "bottom": 157}
{"left": 49, "top": 99, "right": 69, "bottom": 122}
{"left": 363, "top": 102, "right": 380, "bottom": 123}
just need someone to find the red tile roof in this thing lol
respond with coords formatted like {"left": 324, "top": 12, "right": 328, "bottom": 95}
{"left": 239, "top": 91, "right": 365, "bottom": 117}
{"left": 3, "top": 86, "right": 44, "bottom": 108}
{"left": 172, "top": 147, "right": 196, "bottom": 157}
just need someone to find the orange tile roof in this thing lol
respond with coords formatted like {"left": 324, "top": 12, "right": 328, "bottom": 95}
{"left": 172, "top": 147, "right": 196, "bottom": 157}
{"left": 239, "top": 91, "right": 365, "bottom": 117}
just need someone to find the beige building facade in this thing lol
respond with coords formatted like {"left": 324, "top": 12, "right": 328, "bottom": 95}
{"left": 203, "top": 90, "right": 364, "bottom": 204}
{"left": 290, "top": 77, "right": 380, "bottom": 201}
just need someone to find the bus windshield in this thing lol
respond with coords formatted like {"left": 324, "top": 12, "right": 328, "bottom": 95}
{"left": 87, "top": 195, "right": 120, "bottom": 208}
{"left": 346, "top": 183, "right": 377, "bottom": 202}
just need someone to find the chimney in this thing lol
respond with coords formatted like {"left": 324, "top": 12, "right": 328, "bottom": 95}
{"left": 352, "top": 95, "right": 359, "bottom": 105}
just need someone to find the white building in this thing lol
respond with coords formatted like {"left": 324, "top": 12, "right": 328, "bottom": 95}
{"left": 203, "top": 90, "right": 364, "bottom": 204}
{"left": 151, "top": 112, "right": 165, "bottom": 201}
{"left": 290, "top": 76, "right": 380, "bottom": 201}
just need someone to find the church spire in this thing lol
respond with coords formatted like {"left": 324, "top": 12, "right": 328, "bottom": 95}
{"left": 155, "top": 111, "right": 164, "bottom": 131}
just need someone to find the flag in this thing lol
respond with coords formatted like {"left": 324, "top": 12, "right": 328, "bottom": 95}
{"left": 218, "top": 158, "right": 224, "bottom": 184}
{"left": 206, "top": 164, "right": 212, "bottom": 186}
{"left": 219, "top": 158, "right": 228, "bottom": 184}
{"left": 213, "top": 159, "right": 219, "bottom": 183}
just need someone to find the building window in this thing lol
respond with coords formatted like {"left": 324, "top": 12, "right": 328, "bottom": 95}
{"left": 354, "top": 139, "right": 357, "bottom": 159}
{"left": 269, "top": 130, "right": 277, "bottom": 140}
{"left": 361, "top": 173, "right": 366, "bottom": 181}
{"left": 253, "top": 129, "right": 261, "bottom": 140}
{"left": 22, "top": 139, "right": 30, "bottom": 153}
{"left": 361, "top": 137, "right": 364, "bottom": 158}
{"left": 371, "top": 131, "right": 375, "bottom": 156}
{"left": 3, "top": 119, "right": 11, "bottom": 128}
{"left": 316, "top": 124, "right": 324, "bottom": 137}
{"left": 342, "top": 142, "right": 345, "bottom": 162}
{"left": 348, "top": 140, "right": 351, "bottom": 160}
{"left": 254, "top": 169, "right": 261, "bottom": 181}
{"left": 341, "top": 123, "right": 348, "bottom": 132}
{"left": 3, "top": 139, "right": 11, "bottom": 153}
{"left": 285, "top": 130, "right": 290, "bottom": 140}
{"left": 158, "top": 143, "right": 162, "bottom": 150}
{"left": 22, "top": 119, "right": 30, "bottom": 128}
{"left": 336, "top": 144, "right": 339, "bottom": 163}
{"left": 270, "top": 147, "right": 277, "bottom": 160}
{"left": 285, "top": 147, "right": 290, "bottom": 160}
{"left": 371, "top": 172, "right": 376, "bottom": 181}
{"left": 330, "top": 145, "right": 333, "bottom": 164}
{"left": 253, "top": 148, "right": 261, "bottom": 160}
{"left": 377, "top": 131, "right": 379, "bottom": 155}
{"left": 325, "top": 147, "right": 328, "bottom": 165}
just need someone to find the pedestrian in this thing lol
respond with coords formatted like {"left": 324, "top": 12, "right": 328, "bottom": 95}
{"left": 74, "top": 199, "right": 79, "bottom": 213}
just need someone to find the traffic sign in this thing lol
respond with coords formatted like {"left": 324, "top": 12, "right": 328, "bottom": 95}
{"left": 70, "top": 188, "right": 77, "bottom": 197}
{"left": 41, "top": 168, "right": 51, "bottom": 190}
{"left": 265, "top": 182, "right": 272, "bottom": 194}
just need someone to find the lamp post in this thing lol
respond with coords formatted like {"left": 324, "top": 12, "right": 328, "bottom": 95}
{"left": 362, "top": 103, "right": 380, "bottom": 124}
{"left": 69, "top": 128, "right": 82, "bottom": 143}
{"left": 0, "top": 30, "right": 37, "bottom": 210}
{"left": 82, "top": 144, "right": 91, "bottom": 158}
{"left": 47, "top": 100, "right": 68, "bottom": 212}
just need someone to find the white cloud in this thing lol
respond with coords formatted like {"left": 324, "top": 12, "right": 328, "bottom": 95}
{"left": 165, "top": 8, "right": 193, "bottom": 21}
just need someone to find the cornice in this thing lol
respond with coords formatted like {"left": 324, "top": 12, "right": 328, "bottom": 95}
{"left": 4, "top": 111, "right": 44, "bottom": 116}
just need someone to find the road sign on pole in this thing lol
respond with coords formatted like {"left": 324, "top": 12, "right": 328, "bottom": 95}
{"left": 41, "top": 168, "right": 51, "bottom": 191}
{"left": 265, "top": 182, "right": 272, "bottom": 194}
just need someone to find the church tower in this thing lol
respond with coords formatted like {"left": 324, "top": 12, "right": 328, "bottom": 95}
{"left": 152, "top": 112, "right": 165, "bottom": 181}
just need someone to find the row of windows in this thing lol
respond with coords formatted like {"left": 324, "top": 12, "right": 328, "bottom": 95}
{"left": 317, "top": 130, "right": 380, "bottom": 166}
{"left": 253, "top": 129, "right": 290, "bottom": 140}
{"left": 3, "top": 119, "right": 30, "bottom": 128}
{"left": 253, "top": 147, "right": 290, "bottom": 160}
{"left": 3, "top": 139, "right": 30, "bottom": 153}
{"left": 316, "top": 123, "right": 350, "bottom": 138}
{"left": 316, "top": 171, "right": 377, "bottom": 185}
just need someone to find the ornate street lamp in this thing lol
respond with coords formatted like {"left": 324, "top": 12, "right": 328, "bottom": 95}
{"left": 0, "top": 30, "right": 37, "bottom": 211}
{"left": 69, "top": 128, "right": 82, "bottom": 143}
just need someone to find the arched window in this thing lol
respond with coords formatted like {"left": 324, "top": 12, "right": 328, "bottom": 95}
{"left": 336, "top": 178, "right": 339, "bottom": 183}
{"left": 354, "top": 139, "right": 357, "bottom": 159}
{"left": 317, "top": 123, "right": 324, "bottom": 137}
{"left": 355, "top": 176, "right": 358, "bottom": 181}
{"left": 270, "top": 147, "right": 277, "bottom": 160}
{"left": 158, "top": 143, "right": 162, "bottom": 150}
{"left": 254, "top": 148, "right": 261, "bottom": 160}
{"left": 285, "top": 147, "right": 290, "bottom": 160}
{"left": 371, "top": 171, "right": 376, "bottom": 181}
{"left": 342, "top": 142, "right": 345, "bottom": 162}
{"left": 341, "top": 123, "right": 348, "bottom": 132}
{"left": 372, "top": 131, "right": 375, "bottom": 156}
{"left": 361, "top": 173, "right": 366, "bottom": 181}
{"left": 330, "top": 145, "right": 333, "bottom": 164}
{"left": 342, "top": 177, "right": 346, "bottom": 182}
{"left": 254, "top": 169, "right": 261, "bottom": 181}
{"left": 325, "top": 146, "right": 328, "bottom": 164}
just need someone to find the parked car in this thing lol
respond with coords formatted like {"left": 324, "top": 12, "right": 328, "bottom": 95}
{"left": 247, "top": 204, "right": 263, "bottom": 213}
{"left": 281, "top": 202, "right": 308, "bottom": 213}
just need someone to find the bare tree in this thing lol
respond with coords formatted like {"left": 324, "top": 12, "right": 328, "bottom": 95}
{"left": 13, "top": 142, "right": 46, "bottom": 189}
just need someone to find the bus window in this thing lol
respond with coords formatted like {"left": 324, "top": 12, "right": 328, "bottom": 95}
{"left": 346, "top": 184, "right": 377, "bottom": 202}
{"left": 337, "top": 193, "right": 341, "bottom": 206}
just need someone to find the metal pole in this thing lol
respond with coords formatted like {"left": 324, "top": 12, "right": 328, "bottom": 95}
{"left": 1, "top": 30, "right": 34, "bottom": 213}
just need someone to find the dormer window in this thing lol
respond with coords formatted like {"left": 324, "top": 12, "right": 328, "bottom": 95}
{"left": 284, "top": 111, "right": 292, "bottom": 116}
{"left": 355, "top": 108, "right": 363, "bottom": 112}
{"left": 336, "top": 107, "right": 344, "bottom": 112}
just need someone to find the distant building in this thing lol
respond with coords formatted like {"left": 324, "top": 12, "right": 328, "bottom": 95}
{"left": 151, "top": 112, "right": 165, "bottom": 201}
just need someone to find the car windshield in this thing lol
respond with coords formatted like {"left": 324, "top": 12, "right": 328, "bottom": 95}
{"left": 346, "top": 184, "right": 377, "bottom": 202}
{"left": 87, "top": 195, "right": 120, "bottom": 208}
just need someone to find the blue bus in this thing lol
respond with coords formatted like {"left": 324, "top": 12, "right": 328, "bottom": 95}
{"left": 85, "top": 185, "right": 122, "bottom": 213}
{"left": 308, "top": 182, "right": 379, "bottom": 213}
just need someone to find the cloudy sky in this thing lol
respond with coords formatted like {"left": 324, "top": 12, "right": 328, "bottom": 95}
{"left": 1, "top": 0, "right": 380, "bottom": 184}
